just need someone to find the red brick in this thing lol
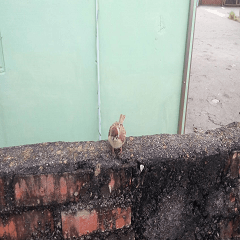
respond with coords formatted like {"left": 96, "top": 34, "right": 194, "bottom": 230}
{"left": 220, "top": 217, "right": 240, "bottom": 239}
{"left": 62, "top": 206, "right": 131, "bottom": 238}
{"left": 98, "top": 209, "right": 114, "bottom": 232}
{"left": 230, "top": 152, "right": 239, "bottom": 178}
{"left": 0, "top": 210, "right": 53, "bottom": 240}
{"left": 108, "top": 173, "right": 115, "bottom": 193}
{"left": 62, "top": 210, "right": 98, "bottom": 238}
{"left": 14, "top": 170, "right": 90, "bottom": 206}
{"left": 114, "top": 207, "right": 131, "bottom": 229}
{"left": 102, "top": 168, "right": 132, "bottom": 196}
{"left": 0, "top": 178, "right": 5, "bottom": 207}
{"left": 0, "top": 219, "right": 17, "bottom": 239}
{"left": 99, "top": 207, "right": 131, "bottom": 232}
{"left": 224, "top": 152, "right": 240, "bottom": 179}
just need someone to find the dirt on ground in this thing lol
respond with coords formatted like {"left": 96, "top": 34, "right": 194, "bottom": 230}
{"left": 185, "top": 6, "right": 240, "bottom": 133}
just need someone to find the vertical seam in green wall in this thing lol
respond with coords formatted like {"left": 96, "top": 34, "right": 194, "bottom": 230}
{"left": 96, "top": 0, "right": 101, "bottom": 140}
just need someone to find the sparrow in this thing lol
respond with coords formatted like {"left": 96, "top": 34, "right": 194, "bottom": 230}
{"left": 108, "top": 114, "right": 126, "bottom": 154}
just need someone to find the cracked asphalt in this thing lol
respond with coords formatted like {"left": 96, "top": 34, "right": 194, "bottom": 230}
{"left": 185, "top": 6, "right": 240, "bottom": 133}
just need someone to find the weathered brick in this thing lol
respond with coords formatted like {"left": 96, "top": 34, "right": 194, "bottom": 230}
{"left": 99, "top": 207, "right": 131, "bottom": 232}
{"left": 14, "top": 170, "right": 90, "bottom": 206}
{"left": 220, "top": 217, "right": 240, "bottom": 239}
{"left": 62, "top": 206, "right": 131, "bottom": 238}
{"left": 101, "top": 168, "right": 132, "bottom": 197}
{"left": 0, "top": 178, "right": 5, "bottom": 207}
{"left": 230, "top": 152, "right": 239, "bottom": 178}
{"left": 62, "top": 210, "right": 98, "bottom": 238}
{"left": 98, "top": 209, "right": 114, "bottom": 232}
{"left": 224, "top": 151, "right": 240, "bottom": 179}
{"left": 0, "top": 210, "right": 53, "bottom": 240}
{"left": 0, "top": 219, "right": 17, "bottom": 239}
{"left": 114, "top": 207, "right": 131, "bottom": 229}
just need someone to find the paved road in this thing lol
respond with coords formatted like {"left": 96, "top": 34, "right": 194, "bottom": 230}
{"left": 185, "top": 6, "right": 240, "bottom": 133}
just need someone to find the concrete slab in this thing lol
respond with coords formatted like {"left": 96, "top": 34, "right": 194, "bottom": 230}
{"left": 185, "top": 6, "right": 240, "bottom": 133}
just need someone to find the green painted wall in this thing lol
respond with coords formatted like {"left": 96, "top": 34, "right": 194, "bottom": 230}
{"left": 0, "top": 0, "right": 196, "bottom": 147}
{"left": 0, "top": 0, "right": 98, "bottom": 147}
{"left": 99, "top": 0, "right": 192, "bottom": 138}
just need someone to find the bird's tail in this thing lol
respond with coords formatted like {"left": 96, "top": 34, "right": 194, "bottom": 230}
{"left": 119, "top": 114, "right": 125, "bottom": 124}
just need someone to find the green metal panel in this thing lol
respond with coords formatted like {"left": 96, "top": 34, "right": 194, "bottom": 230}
{"left": 0, "top": 0, "right": 98, "bottom": 147}
{"left": 99, "top": 0, "right": 192, "bottom": 139}
{"left": 0, "top": 0, "right": 196, "bottom": 147}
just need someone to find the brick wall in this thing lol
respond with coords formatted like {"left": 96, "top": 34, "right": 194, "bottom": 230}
{"left": 201, "top": 0, "right": 222, "bottom": 5}
{"left": 0, "top": 122, "right": 240, "bottom": 239}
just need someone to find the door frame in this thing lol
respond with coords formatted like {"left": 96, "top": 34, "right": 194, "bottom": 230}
{"left": 178, "top": 0, "right": 197, "bottom": 134}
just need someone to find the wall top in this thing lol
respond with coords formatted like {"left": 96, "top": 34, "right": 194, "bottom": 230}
{"left": 0, "top": 122, "right": 239, "bottom": 176}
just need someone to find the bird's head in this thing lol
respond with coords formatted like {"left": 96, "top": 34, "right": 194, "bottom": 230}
{"left": 110, "top": 126, "right": 119, "bottom": 141}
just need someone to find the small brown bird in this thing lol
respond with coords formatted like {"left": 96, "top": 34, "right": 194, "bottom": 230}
{"left": 108, "top": 114, "right": 126, "bottom": 154}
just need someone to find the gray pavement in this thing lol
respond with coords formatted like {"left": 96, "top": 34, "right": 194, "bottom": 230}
{"left": 185, "top": 5, "right": 240, "bottom": 133}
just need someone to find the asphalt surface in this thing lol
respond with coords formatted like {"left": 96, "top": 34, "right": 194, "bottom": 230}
{"left": 185, "top": 6, "right": 240, "bottom": 133}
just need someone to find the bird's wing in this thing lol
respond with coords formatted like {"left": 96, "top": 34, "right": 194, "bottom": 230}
{"left": 119, "top": 125, "right": 126, "bottom": 143}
